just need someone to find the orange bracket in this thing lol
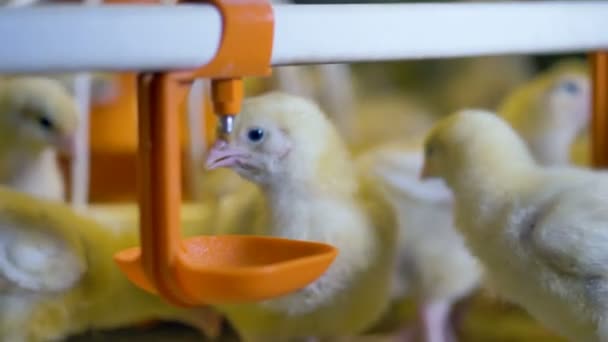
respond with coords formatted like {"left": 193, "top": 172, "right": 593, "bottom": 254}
{"left": 120, "top": 68, "right": 336, "bottom": 305}
{"left": 591, "top": 51, "right": 608, "bottom": 169}
{"left": 135, "top": 0, "right": 273, "bottom": 306}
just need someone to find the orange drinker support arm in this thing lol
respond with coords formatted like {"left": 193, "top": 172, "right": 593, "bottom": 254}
{"left": 211, "top": 78, "right": 244, "bottom": 140}
{"left": 119, "top": 0, "right": 336, "bottom": 308}
{"left": 131, "top": 0, "right": 274, "bottom": 306}
{"left": 591, "top": 51, "right": 608, "bottom": 169}
{"left": 137, "top": 74, "right": 194, "bottom": 306}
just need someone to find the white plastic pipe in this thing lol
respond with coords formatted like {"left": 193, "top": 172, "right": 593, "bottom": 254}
{"left": 272, "top": 2, "right": 608, "bottom": 64}
{"left": 0, "top": 2, "right": 608, "bottom": 73}
{"left": 2, "top": 0, "right": 39, "bottom": 7}
{"left": 0, "top": 5, "right": 222, "bottom": 73}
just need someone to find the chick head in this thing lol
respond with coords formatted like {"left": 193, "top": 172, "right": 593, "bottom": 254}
{"left": 501, "top": 59, "right": 589, "bottom": 141}
{"left": 0, "top": 77, "right": 79, "bottom": 155}
{"left": 422, "top": 109, "right": 534, "bottom": 183}
{"left": 205, "top": 92, "right": 354, "bottom": 190}
{"left": 541, "top": 69, "right": 590, "bottom": 136}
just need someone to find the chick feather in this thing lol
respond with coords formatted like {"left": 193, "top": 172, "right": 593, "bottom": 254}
{"left": 0, "top": 187, "right": 222, "bottom": 342}
{"left": 571, "top": 132, "right": 591, "bottom": 166}
{"left": 0, "top": 77, "right": 79, "bottom": 201}
{"left": 355, "top": 136, "right": 481, "bottom": 342}
{"left": 423, "top": 109, "right": 608, "bottom": 342}
{"left": 205, "top": 92, "right": 398, "bottom": 341}
{"left": 498, "top": 59, "right": 590, "bottom": 167}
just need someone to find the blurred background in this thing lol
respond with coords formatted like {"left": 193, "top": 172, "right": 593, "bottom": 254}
{"left": 1, "top": 0, "right": 590, "bottom": 340}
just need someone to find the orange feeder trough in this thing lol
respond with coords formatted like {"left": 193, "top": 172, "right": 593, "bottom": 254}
{"left": 114, "top": 0, "right": 337, "bottom": 306}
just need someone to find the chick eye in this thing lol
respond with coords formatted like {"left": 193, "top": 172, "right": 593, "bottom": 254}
{"left": 560, "top": 80, "right": 579, "bottom": 95}
{"left": 38, "top": 116, "right": 54, "bottom": 131}
{"left": 247, "top": 128, "right": 264, "bottom": 142}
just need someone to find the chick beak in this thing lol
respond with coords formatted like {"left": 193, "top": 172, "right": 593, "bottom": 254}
{"left": 205, "top": 140, "right": 249, "bottom": 170}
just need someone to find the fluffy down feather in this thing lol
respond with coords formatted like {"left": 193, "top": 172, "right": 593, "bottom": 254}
{"left": 498, "top": 59, "right": 590, "bottom": 166}
{"left": 0, "top": 77, "right": 79, "bottom": 201}
{"left": 422, "top": 109, "right": 608, "bottom": 342}
{"left": 356, "top": 137, "right": 480, "bottom": 342}
{"left": 205, "top": 92, "right": 398, "bottom": 341}
{"left": 0, "top": 187, "right": 221, "bottom": 342}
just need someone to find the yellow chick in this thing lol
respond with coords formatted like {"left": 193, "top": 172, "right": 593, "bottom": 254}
{"left": 0, "top": 77, "right": 79, "bottom": 201}
{"left": 570, "top": 132, "right": 591, "bottom": 166}
{"left": 356, "top": 137, "right": 481, "bottom": 342}
{"left": 197, "top": 167, "right": 251, "bottom": 202}
{"left": 205, "top": 92, "right": 398, "bottom": 341}
{"left": 422, "top": 109, "right": 608, "bottom": 342}
{"left": 0, "top": 186, "right": 221, "bottom": 342}
{"left": 498, "top": 59, "right": 590, "bottom": 166}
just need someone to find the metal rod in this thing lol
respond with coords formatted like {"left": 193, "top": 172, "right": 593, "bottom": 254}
{"left": 217, "top": 115, "right": 234, "bottom": 140}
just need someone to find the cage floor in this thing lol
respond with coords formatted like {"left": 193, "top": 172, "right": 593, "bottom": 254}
{"left": 66, "top": 290, "right": 566, "bottom": 341}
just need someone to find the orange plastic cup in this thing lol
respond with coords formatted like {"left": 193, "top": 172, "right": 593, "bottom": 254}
{"left": 115, "top": 235, "right": 338, "bottom": 304}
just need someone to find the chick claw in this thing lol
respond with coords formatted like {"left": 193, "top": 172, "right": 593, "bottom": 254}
{"left": 181, "top": 308, "right": 225, "bottom": 340}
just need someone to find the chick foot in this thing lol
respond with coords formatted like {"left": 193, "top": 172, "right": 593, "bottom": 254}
{"left": 420, "top": 300, "right": 453, "bottom": 342}
{"left": 179, "top": 307, "right": 225, "bottom": 340}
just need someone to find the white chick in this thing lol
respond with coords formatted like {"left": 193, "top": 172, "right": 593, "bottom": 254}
{"left": 0, "top": 77, "right": 79, "bottom": 201}
{"left": 205, "top": 92, "right": 398, "bottom": 341}
{"left": 356, "top": 137, "right": 481, "bottom": 342}
{"left": 422, "top": 109, "right": 608, "bottom": 342}
{"left": 498, "top": 60, "right": 590, "bottom": 166}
